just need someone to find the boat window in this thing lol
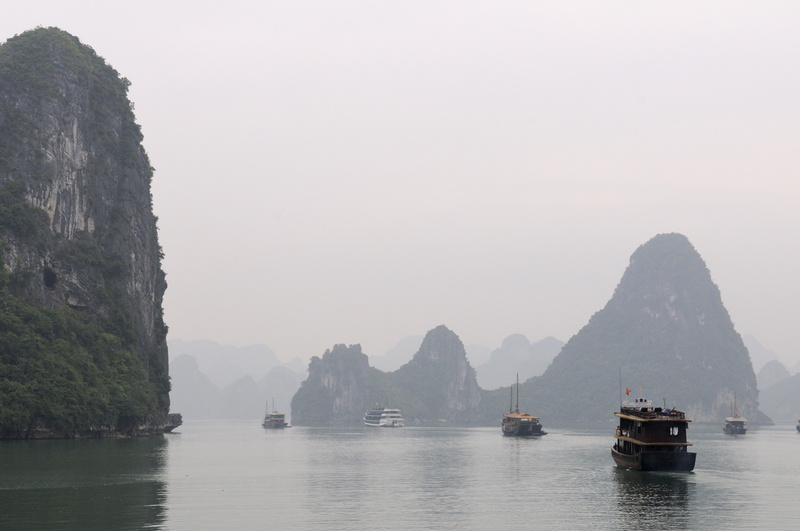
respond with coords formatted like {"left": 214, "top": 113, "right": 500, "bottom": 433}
{"left": 670, "top": 426, "right": 679, "bottom": 436}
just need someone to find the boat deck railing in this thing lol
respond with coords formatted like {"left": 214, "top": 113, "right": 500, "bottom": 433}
{"left": 619, "top": 407, "right": 686, "bottom": 420}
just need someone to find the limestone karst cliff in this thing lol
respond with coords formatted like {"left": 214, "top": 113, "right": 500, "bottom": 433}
{"left": 393, "top": 325, "right": 482, "bottom": 421}
{"left": 512, "top": 233, "right": 765, "bottom": 425}
{"left": 291, "top": 326, "right": 483, "bottom": 425}
{"left": 291, "top": 343, "right": 380, "bottom": 424}
{"left": 0, "top": 28, "right": 172, "bottom": 437}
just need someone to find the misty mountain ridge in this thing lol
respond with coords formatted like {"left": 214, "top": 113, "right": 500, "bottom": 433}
{"left": 758, "top": 374, "right": 800, "bottom": 424}
{"left": 743, "top": 334, "right": 782, "bottom": 374}
{"left": 757, "top": 360, "right": 792, "bottom": 392}
{"left": 167, "top": 339, "right": 305, "bottom": 421}
{"left": 289, "top": 233, "right": 769, "bottom": 426}
{"left": 475, "top": 335, "right": 564, "bottom": 390}
{"left": 168, "top": 338, "right": 305, "bottom": 389}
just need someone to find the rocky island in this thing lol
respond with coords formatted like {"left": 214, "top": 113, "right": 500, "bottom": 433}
{"left": 0, "top": 28, "right": 177, "bottom": 438}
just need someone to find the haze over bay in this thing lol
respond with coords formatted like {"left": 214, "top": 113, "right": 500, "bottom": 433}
{"left": 5, "top": 1, "right": 799, "bottom": 366}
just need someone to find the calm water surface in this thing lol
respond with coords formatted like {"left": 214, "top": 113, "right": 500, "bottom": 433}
{"left": 2, "top": 421, "right": 800, "bottom": 530}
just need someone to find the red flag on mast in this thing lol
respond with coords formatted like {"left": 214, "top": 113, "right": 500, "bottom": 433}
{"left": 625, "top": 388, "right": 631, "bottom": 395}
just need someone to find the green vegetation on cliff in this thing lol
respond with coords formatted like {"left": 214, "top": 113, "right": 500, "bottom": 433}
{"left": 0, "top": 257, "right": 157, "bottom": 437}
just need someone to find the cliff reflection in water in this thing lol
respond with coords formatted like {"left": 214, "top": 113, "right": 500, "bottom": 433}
{"left": 0, "top": 436, "right": 168, "bottom": 530}
{"left": 613, "top": 468, "right": 693, "bottom": 529}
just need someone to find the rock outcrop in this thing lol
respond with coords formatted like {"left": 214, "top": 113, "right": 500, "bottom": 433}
{"left": 292, "top": 344, "right": 378, "bottom": 424}
{"left": 519, "top": 233, "right": 764, "bottom": 425}
{"left": 394, "top": 325, "right": 482, "bottom": 422}
{"left": 0, "top": 28, "right": 172, "bottom": 437}
{"left": 291, "top": 326, "right": 483, "bottom": 425}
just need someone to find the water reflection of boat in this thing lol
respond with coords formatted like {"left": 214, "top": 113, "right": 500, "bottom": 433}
{"left": 501, "top": 374, "right": 546, "bottom": 437}
{"left": 613, "top": 467, "right": 691, "bottom": 528}
{"left": 612, "top": 396, "right": 695, "bottom": 471}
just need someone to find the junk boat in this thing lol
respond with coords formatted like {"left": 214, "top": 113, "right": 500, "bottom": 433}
{"left": 262, "top": 398, "right": 289, "bottom": 429}
{"left": 723, "top": 395, "right": 747, "bottom": 435}
{"left": 364, "top": 406, "right": 404, "bottom": 427}
{"left": 612, "top": 396, "right": 695, "bottom": 471}
{"left": 501, "top": 374, "right": 546, "bottom": 437}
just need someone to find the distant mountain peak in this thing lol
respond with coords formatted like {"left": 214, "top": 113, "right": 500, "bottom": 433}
{"left": 410, "top": 325, "right": 465, "bottom": 364}
{"left": 530, "top": 233, "right": 762, "bottom": 424}
{"left": 609, "top": 233, "right": 718, "bottom": 324}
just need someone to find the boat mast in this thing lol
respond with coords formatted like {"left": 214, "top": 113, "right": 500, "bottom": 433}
{"left": 515, "top": 373, "right": 519, "bottom": 413}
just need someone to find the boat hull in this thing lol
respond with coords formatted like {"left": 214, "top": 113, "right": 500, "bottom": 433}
{"left": 365, "top": 421, "right": 404, "bottom": 427}
{"left": 611, "top": 447, "right": 696, "bottom": 472}
{"left": 502, "top": 424, "right": 545, "bottom": 437}
{"left": 723, "top": 426, "right": 747, "bottom": 435}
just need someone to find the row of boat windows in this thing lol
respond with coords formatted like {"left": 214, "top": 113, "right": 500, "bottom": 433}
{"left": 617, "top": 426, "right": 682, "bottom": 437}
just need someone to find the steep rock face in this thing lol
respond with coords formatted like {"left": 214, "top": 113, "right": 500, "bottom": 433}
{"left": 291, "top": 344, "right": 377, "bottom": 425}
{"left": 395, "top": 325, "right": 482, "bottom": 421}
{"left": 291, "top": 326, "right": 483, "bottom": 425}
{"left": 523, "top": 233, "right": 762, "bottom": 425}
{"left": 0, "top": 28, "right": 170, "bottom": 436}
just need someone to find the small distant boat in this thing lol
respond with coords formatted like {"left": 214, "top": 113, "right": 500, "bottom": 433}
{"left": 262, "top": 398, "right": 289, "bottom": 429}
{"left": 364, "top": 406, "right": 404, "bottom": 427}
{"left": 501, "top": 374, "right": 546, "bottom": 437}
{"left": 796, "top": 419, "right": 800, "bottom": 434}
{"left": 723, "top": 394, "right": 747, "bottom": 435}
{"left": 612, "top": 395, "right": 696, "bottom": 472}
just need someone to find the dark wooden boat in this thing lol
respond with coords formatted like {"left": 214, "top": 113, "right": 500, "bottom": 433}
{"left": 723, "top": 417, "right": 747, "bottom": 435}
{"left": 501, "top": 374, "right": 546, "bottom": 437}
{"left": 612, "top": 396, "right": 695, "bottom": 472}
{"left": 723, "top": 395, "right": 746, "bottom": 435}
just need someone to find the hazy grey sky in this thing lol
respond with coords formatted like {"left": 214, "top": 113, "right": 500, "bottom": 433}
{"left": 4, "top": 2, "right": 800, "bottom": 366}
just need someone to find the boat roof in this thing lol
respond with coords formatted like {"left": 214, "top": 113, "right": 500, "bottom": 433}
{"left": 504, "top": 411, "right": 539, "bottom": 420}
{"left": 615, "top": 410, "right": 691, "bottom": 422}
{"left": 614, "top": 411, "right": 691, "bottom": 422}
{"left": 725, "top": 416, "right": 747, "bottom": 422}
{"left": 616, "top": 397, "right": 690, "bottom": 422}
